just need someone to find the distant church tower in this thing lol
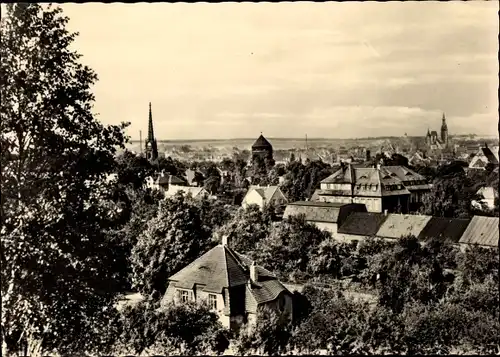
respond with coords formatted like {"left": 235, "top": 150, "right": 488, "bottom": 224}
{"left": 145, "top": 102, "right": 158, "bottom": 161}
{"left": 440, "top": 112, "right": 449, "bottom": 147}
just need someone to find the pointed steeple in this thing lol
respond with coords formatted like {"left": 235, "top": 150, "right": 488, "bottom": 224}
{"left": 145, "top": 102, "right": 158, "bottom": 161}
{"left": 148, "top": 102, "right": 154, "bottom": 142}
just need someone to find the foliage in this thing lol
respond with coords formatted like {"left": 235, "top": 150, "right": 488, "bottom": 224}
{"left": 280, "top": 160, "right": 333, "bottom": 202}
{"left": 130, "top": 192, "right": 211, "bottom": 299}
{"left": 307, "top": 237, "right": 353, "bottom": 278}
{"left": 113, "top": 298, "right": 230, "bottom": 355}
{"left": 254, "top": 215, "right": 330, "bottom": 280}
{"left": 373, "top": 236, "right": 451, "bottom": 313}
{"left": 106, "top": 186, "right": 164, "bottom": 291}
{"left": 214, "top": 205, "right": 272, "bottom": 253}
{"left": 115, "top": 150, "right": 155, "bottom": 189}
{"left": 455, "top": 245, "right": 499, "bottom": 284}
{"left": 233, "top": 307, "right": 292, "bottom": 356}
{"left": 1, "top": 3, "right": 127, "bottom": 355}
{"left": 196, "top": 196, "right": 237, "bottom": 242}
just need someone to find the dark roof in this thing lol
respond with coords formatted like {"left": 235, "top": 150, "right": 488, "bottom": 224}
{"left": 252, "top": 134, "right": 273, "bottom": 149}
{"left": 170, "top": 175, "right": 187, "bottom": 185}
{"left": 168, "top": 245, "right": 289, "bottom": 305}
{"left": 338, "top": 212, "right": 388, "bottom": 236}
{"left": 482, "top": 147, "right": 499, "bottom": 164}
{"left": 283, "top": 201, "right": 344, "bottom": 223}
{"left": 418, "top": 217, "right": 471, "bottom": 244}
{"left": 458, "top": 216, "right": 499, "bottom": 247}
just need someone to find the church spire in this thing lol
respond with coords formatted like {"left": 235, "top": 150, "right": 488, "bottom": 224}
{"left": 148, "top": 102, "right": 155, "bottom": 142}
{"left": 145, "top": 102, "right": 158, "bottom": 161}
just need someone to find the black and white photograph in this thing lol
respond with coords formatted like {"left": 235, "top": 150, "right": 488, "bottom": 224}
{"left": 1, "top": 1, "right": 498, "bottom": 356}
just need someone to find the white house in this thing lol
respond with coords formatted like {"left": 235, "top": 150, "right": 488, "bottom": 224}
{"left": 241, "top": 185, "right": 288, "bottom": 210}
{"left": 472, "top": 186, "right": 498, "bottom": 210}
{"left": 165, "top": 184, "right": 211, "bottom": 200}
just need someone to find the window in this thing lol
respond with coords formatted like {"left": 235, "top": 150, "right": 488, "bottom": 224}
{"left": 177, "top": 289, "right": 193, "bottom": 303}
{"left": 208, "top": 294, "right": 217, "bottom": 310}
{"left": 180, "top": 290, "right": 189, "bottom": 303}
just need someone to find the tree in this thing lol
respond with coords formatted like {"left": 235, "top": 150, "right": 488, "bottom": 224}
{"left": 233, "top": 307, "right": 292, "bottom": 356}
{"left": 1, "top": 4, "right": 128, "bottom": 355}
{"left": 106, "top": 186, "right": 164, "bottom": 292}
{"left": 115, "top": 150, "right": 155, "bottom": 189}
{"left": 130, "top": 192, "right": 210, "bottom": 299}
{"left": 307, "top": 237, "right": 353, "bottom": 278}
{"left": 114, "top": 298, "right": 230, "bottom": 355}
{"left": 214, "top": 205, "right": 271, "bottom": 254}
{"left": 254, "top": 215, "right": 330, "bottom": 279}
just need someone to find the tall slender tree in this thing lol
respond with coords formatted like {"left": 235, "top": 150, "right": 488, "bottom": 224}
{"left": 1, "top": 4, "right": 128, "bottom": 355}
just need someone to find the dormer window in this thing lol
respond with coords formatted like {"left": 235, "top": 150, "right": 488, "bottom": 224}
{"left": 177, "top": 289, "right": 194, "bottom": 303}
{"left": 208, "top": 294, "right": 217, "bottom": 310}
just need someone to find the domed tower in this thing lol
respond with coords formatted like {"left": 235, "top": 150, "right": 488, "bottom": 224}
{"left": 251, "top": 133, "right": 273, "bottom": 162}
{"left": 440, "top": 113, "right": 448, "bottom": 147}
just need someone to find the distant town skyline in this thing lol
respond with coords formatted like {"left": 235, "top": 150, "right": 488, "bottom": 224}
{"left": 61, "top": 2, "right": 498, "bottom": 140}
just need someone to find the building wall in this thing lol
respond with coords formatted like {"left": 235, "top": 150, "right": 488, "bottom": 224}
{"left": 242, "top": 190, "right": 264, "bottom": 210}
{"left": 320, "top": 183, "right": 351, "bottom": 191}
{"left": 162, "top": 282, "right": 229, "bottom": 328}
{"left": 352, "top": 197, "right": 382, "bottom": 213}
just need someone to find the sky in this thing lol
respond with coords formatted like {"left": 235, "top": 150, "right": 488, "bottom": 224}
{"left": 59, "top": 2, "right": 498, "bottom": 140}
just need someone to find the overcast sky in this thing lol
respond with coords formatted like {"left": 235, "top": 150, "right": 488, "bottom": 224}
{"left": 60, "top": 2, "right": 498, "bottom": 140}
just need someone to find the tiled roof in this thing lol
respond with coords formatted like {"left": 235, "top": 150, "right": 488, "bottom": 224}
{"left": 246, "top": 185, "right": 283, "bottom": 202}
{"left": 168, "top": 245, "right": 289, "bottom": 311}
{"left": 283, "top": 201, "right": 345, "bottom": 223}
{"left": 383, "top": 166, "right": 427, "bottom": 183}
{"left": 169, "top": 245, "right": 248, "bottom": 292}
{"left": 458, "top": 216, "right": 499, "bottom": 247}
{"left": 250, "top": 279, "right": 288, "bottom": 304}
{"left": 321, "top": 165, "right": 355, "bottom": 184}
{"left": 376, "top": 214, "right": 432, "bottom": 240}
{"left": 252, "top": 135, "right": 273, "bottom": 149}
{"left": 417, "top": 217, "right": 471, "bottom": 244}
{"left": 338, "top": 212, "right": 388, "bottom": 236}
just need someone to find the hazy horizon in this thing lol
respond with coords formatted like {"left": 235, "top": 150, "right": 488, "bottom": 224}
{"left": 61, "top": 2, "right": 498, "bottom": 140}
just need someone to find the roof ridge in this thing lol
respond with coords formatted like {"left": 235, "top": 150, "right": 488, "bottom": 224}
{"left": 221, "top": 245, "right": 231, "bottom": 287}
{"left": 223, "top": 245, "right": 249, "bottom": 277}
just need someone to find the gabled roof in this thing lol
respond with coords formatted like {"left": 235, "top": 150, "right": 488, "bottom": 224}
{"left": 482, "top": 147, "right": 499, "bottom": 164}
{"left": 169, "top": 175, "right": 187, "bottom": 185}
{"left": 376, "top": 214, "right": 432, "bottom": 240}
{"left": 246, "top": 185, "right": 283, "bottom": 202}
{"left": 168, "top": 244, "right": 286, "bottom": 294}
{"left": 417, "top": 217, "right": 471, "bottom": 244}
{"left": 477, "top": 186, "right": 499, "bottom": 200}
{"left": 383, "top": 166, "right": 427, "bottom": 183}
{"left": 337, "top": 212, "right": 388, "bottom": 236}
{"left": 252, "top": 135, "right": 273, "bottom": 149}
{"left": 458, "top": 216, "right": 499, "bottom": 247}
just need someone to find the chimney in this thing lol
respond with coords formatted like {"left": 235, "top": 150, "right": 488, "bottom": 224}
{"left": 384, "top": 209, "right": 388, "bottom": 216}
{"left": 221, "top": 235, "right": 228, "bottom": 246}
{"left": 250, "top": 261, "right": 258, "bottom": 282}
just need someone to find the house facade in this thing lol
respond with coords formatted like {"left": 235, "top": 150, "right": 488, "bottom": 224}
{"left": 283, "top": 201, "right": 367, "bottom": 235}
{"left": 165, "top": 184, "right": 210, "bottom": 200}
{"left": 312, "top": 164, "right": 431, "bottom": 214}
{"left": 242, "top": 185, "right": 288, "bottom": 211}
{"left": 161, "top": 240, "right": 293, "bottom": 332}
